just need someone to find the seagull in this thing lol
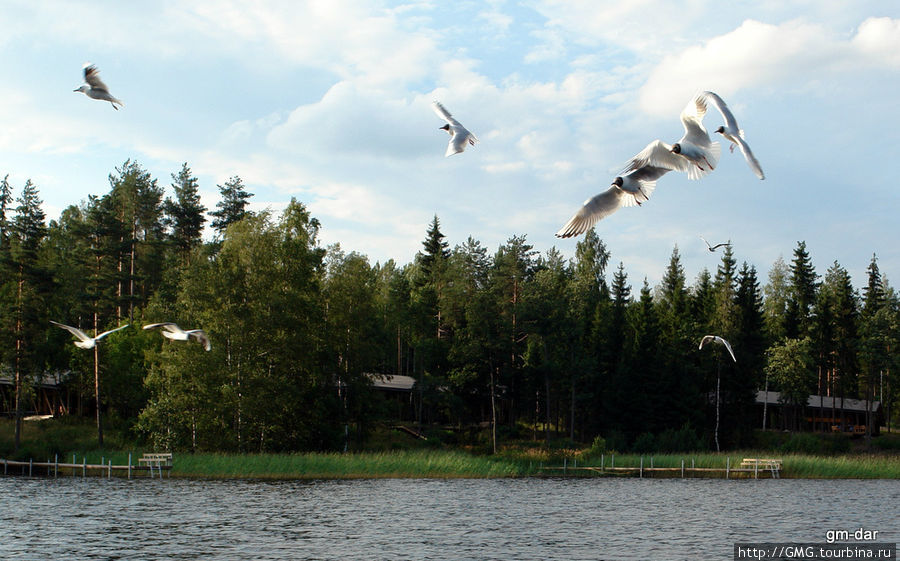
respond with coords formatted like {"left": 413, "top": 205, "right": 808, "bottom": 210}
{"left": 699, "top": 335, "right": 737, "bottom": 363}
{"left": 556, "top": 163, "right": 671, "bottom": 238}
{"left": 143, "top": 322, "right": 212, "bottom": 351}
{"left": 630, "top": 95, "right": 720, "bottom": 180}
{"left": 432, "top": 101, "right": 477, "bottom": 157}
{"left": 700, "top": 236, "right": 730, "bottom": 252}
{"left": 50, "top": 321, "right": 129, "bottom": 349}
{"left": 74, "top": 64, "right": 123, "bottom": 110}
{"left": 702, "top": 91, "right": 764, "bottom": 180}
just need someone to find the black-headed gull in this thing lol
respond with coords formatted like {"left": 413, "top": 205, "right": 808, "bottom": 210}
{"left": 74, "top": 64, "right": 123, "bottom": 110}
{"left": 629, "top": 95, "right": 720, "bottom": 180}
{"left": 699, "top": 334, "right": 737, "bottom": 362}
{"left": 702, "top": 91, "right": 764, "bottom": 180}
{"left": 51, "top": 321, "right": 129, "bottom": 349}
{"left": 700, "top": 236, "right": 730, "bottom": 252}
{"left": 556, "top": 164, "right": 671, "bottom": 238}
{"left": 432, "top": 101, "right": 477, "bottom": 157}
{"left": 143, "top": 322, "right": 212, "bottom": 351}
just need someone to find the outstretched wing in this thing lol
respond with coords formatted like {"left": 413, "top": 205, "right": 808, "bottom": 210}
{"left": 732, "top": 135, "right": 765, "bottom": 180}
{"left": 188, "top": 330, "right": 212, "bottom": 351}
{"left": 556, "top": 186, "right": 631, "bottom": 238}
{"left": 432, "top": 101, "right": 461, "bottom": 127}
{"left": 680, "top": 93, "right": 712, "bottom": 148}
{"left": 143, "top": 322, "right": 185, "bottom": 335}
{"left": 621, "top": 140, "right": 690, "bottom": 175}
{"left": 95, "top": 324, "right": 129, "bottom": 340}
{"left": 701, "top": 91, "right": 739, "bottom": 133}
{"left": 83, "top": 64, "right": 111, "bottom": 93}
{"left": 50, "top": 321, "right": 92, "bottom": 343}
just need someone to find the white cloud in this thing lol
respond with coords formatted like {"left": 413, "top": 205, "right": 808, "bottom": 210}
{"left": 638, "top": 17, "right": 900, "bottom": 117}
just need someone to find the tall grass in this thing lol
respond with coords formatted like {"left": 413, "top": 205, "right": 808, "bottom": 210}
{"left": 173, "top": 450, "right": 531, "bottom": 479}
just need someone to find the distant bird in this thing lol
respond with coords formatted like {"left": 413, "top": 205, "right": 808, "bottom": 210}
{"left": 699, "top": 335, "right": 737, "bottom": 363}
{"left": 556, "top": 163, "right": 672, "bottom": 238}
{"left": 432, "top": 101, "right": 477, "bottom": 157}
{"left": 50, "top": 321, "right": 129, "bottom": 349}
{"left": 74, "top": 64, "right": 123, "bottom": 110}
{"left": 143, "top": 322, "right": 211, "bottom": 351}
{"left": 702, "top": 91, "right": 764, "bottom": 180}
{"left": 700, "top": 236, "right": 730, "bottom": 252}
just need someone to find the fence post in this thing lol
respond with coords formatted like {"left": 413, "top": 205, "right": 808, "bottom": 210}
{"left": 640, "top": 456, "right": 643, "bottom": 478}
{"left": 681, "top": 459, "right": 684, "bottom": 479}
{"left": 128, "top": 453, "right": 132, "bottom": 480}
{"left": 55, "top": 454, "right": 59, "bottom": 478}
{"left": 726, "top": 456, "right": 730, "bottom": 479}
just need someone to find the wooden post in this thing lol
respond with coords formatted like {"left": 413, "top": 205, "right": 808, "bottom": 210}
{"left": 563, "top": 457, "right": 567, "bottom": 475}
{"left": 726, "top": 456, "right": 730, "bottom": 479}
{"left": 73, "top": 454, "right": 76, "bottom": 478}
{"left": 681, "top": 459, "right": 684, "bottom": 479}
{"left": 640, "top": 456, "right": 643, "bottom": 478}
{"left": 4, "top": 458, "right": 7, "bottom": 475}
{"left": 108, "top": 460, "right": 111, "bottom": 479}
{"left": 29, "top": 458, "right": 32, "bottom": 477}
{"left": 754, "top": 459, "right": 759, "bottom": 479}
{"left": 55, "top": 454, "right": 58, "bottom": 478}
{"left": 82, "top": 457, "right": 86, "bottom": 478}
{"left": 601, "top": 454, "right": 604, "bottom": 472}
{"left": 611, "top": 455, "right": 615, "bottom": 469}
{"left": 128, "top": 453, "right": 132, "bottom": 480}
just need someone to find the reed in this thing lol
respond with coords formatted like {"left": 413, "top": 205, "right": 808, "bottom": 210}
{"left": 172, "top": 450, "right": 532, "bottom": 479}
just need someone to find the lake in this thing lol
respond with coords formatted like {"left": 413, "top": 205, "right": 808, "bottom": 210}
{"left": 1, "top": 476, "right": 897, "bottom": 560}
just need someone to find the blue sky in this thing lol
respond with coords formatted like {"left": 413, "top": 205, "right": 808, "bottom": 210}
{"left": 2, "top": 1, "right": 899, "bottom": 290}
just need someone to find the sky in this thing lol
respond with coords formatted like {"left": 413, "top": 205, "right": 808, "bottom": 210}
{"left": 1, "top": 0, "right": 899, "bottom": 291}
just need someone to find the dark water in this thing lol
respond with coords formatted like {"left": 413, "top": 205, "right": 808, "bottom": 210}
{"left": 1, "top": 476, "right": 897, "bottom": 560}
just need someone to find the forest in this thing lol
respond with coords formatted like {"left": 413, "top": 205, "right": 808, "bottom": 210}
{"left": 1, "top": 160, "right": 897, "bottom": 454}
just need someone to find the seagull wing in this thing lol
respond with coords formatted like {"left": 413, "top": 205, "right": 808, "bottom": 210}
{"left": 432, "top": 101, "right": 461, "bottom": 127}
{"left": 556, "top": 186, "right": 631, "bottom": 238}
{"left": 720, "top": 337, "right": 737, "bottom": 362}
{"left": 679, "top": 93, "right": 712, "bottom": 148}
{"left": 188, "top": 330, "right": 212, "bottom": 351}
{"left": 95, "top": 324, "right": 129, "bottom": 341}
{"left": 702, "top": 91, "right": 739, "bottom": 133}
{"left": 699, "top": 334, "right": 716, "bottom": 350}
{"left": 50, "top": 321, "right": 92, "bottom": 343}
{"left": 143, "top": 322, "right": 186, "bottom": 335}
{"left": 621, "top": 140, "right": 690, "bottom": 175}
{"left": 83, "top": 64, "right": 111, "bottom": 93}
{"left": 700, "top": 236, "right": 712, "bottom": 250}
{"left": 731, "top": 135, "right": 765, "bottom": 180}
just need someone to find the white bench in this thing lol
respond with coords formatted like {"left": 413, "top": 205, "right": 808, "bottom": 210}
{"left": 138, "top": 453, "right": 173, "bottom": 477}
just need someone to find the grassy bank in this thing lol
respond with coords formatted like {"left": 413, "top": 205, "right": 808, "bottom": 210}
{"left": 2, "top": 418, "right": 900, "bottom": 479}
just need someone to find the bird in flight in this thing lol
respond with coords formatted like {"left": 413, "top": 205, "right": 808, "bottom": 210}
{"left": 700, "top": 236, "right": 730, "bottom": 252}
{"left": 432, "top": 101, "right": 477, "bottom": 157}
{"left": 143, "top": 322, "right": 212, "bottom": 351}
{"left": 702, "top": 91, "right": 764, "bottom": 180}
{"left": 50, "top": 321, "right": 129, "bottom": 349}
{"left": 556, "top": 161, "right": 672, "bottom": 238}
{"left": 74, "top": 64, "right": 123, "bottom": 110}
{"left": 699, "top": 335, "right": 737, "bottom": 362}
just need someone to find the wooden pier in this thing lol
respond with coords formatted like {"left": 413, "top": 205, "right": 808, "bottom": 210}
{"left": 1, "top": 453, "right": 172, "bottom": 479}
{"left": 540, "top": 456, "right": 782, "bottom": 479}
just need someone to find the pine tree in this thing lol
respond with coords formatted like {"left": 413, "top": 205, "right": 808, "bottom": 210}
{"left": 164, "top": 163, "right": 207, "bottom": 261}
{"left": 210, "top": 175, "right": 253, "bottom": 236}
{"left": 786, "top": 241, "right": 819, "bottom": 339}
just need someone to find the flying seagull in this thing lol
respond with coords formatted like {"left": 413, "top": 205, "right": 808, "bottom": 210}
{"left": 50, "top": 321, "right": 129, "bottom": 349}
{"left": 702, "top": 91, "right": 764, "bottom": 180}
{"left": 699, "top": 335, "right": 737, "bottom": 363}
{"left": 432, "top": 101, "right": 477, "bottom": 157}
{"left": 556, "top": 162, "right": 672, "bottom": 238}
{"left": 143, "top": 322, "right": 212, "bottom": 351}
{"left": 74, "top": 64, "right": 123, "bottom": 110}
{"left": 629, "top": 95, "right": 720, "bottom": 180}
{"left": 700, "top": 236, "right": 730, "bottom": 252}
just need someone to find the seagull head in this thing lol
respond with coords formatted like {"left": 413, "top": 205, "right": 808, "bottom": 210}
{"left": 715, "top": 125, "right": 725, "bottom": 134}
{"left": 671, "top": 143, "right": 682, "bottom": 154}
{"left": 439, "top": 124, "right": 450, "bottom": 133}
{"left": 611, "top": 176, "right": 624, "bottom": 188}
{"left": 74, "top": 86, "right": 88, "bottom": 93}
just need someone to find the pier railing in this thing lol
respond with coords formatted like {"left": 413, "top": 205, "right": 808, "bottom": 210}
{"left": 1, "top": 453, "right": 172, "bottom": 479}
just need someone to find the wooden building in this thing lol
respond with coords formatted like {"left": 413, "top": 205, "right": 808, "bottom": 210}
{"left": 755, "top": 390, "right": 883, "bottom": 435}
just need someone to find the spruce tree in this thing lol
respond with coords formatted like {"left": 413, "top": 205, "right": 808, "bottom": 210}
{"left": 210, "top": 175, "right": 253, "bottom": 236}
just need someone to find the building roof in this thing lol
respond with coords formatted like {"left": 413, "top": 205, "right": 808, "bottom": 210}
{"left": 366, "top": 373, "right": 416, "bottom": 391}
{"left": 756, "top": 390, "right": 882, "bottom": 414}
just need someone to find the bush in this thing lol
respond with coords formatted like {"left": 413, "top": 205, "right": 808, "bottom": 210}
{"left": 632, "top": 432, "right": 656, "bottom": 453}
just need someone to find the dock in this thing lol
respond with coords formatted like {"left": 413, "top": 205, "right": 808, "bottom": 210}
{"left": 540, "top": 457, "right": 782, "bottom": 479}
{"left": 1, "top": 453, "right": 172, "bottom": 479}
